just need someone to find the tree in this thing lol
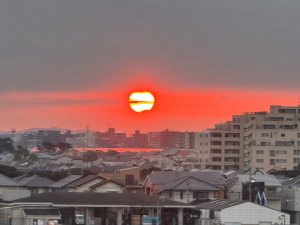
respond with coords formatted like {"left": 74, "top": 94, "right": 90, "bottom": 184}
{"left": 0, "top": 164, "right": 22, "bottom": 178}
{"left": 0, "top": 138, "right": 15, "bottom": 153}
{"left": 82, "top": 151, "right": 98, "bottom": 163}
{"left": 14, "top": 145, "right": 30, "bottom": 163}
{"left": 56, "top": 142, "right": 72, "bottom": 152}
{"left": 14, "top": 145, "right": 38, "bottom": 165}
{"left": 41, "top": 142, "right": 55, "bottom": 152}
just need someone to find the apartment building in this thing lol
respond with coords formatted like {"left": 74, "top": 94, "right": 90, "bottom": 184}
{"left": 243, "top": 105, "right": 300, "bottom": 171}
{"left": 195, "top": 105, "right": 300, "bottom": 171}
{"left": 195, "top": 121, "right": 244, "bottom": 170}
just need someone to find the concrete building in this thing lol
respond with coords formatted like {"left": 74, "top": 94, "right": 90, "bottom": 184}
{"left": 242, "top": 106, "right": 300, "bottom": 171}
{"left": 195, "top": 105, "right": 300, "bottom": 171}
{"left": 195, "top": 122, "right": 243, "bottom": 170}
{"left": 37, "top": 130, "right": 62, "bottom": 145}
{"left": 281, "top": 175, "right": 300, "bottom": 225}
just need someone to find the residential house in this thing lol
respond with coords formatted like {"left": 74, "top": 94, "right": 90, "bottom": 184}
{"left": 99, "top": 166, "right": 141, "bottom": 186}
{"left": 0, "top": 174, "right": 23, "bottom": 200}
{"left": 143, "top": 171, "right": 226, "bottom": 196}
{"left": 15, "top": 175, "right": 54, "bottom": 195}
{"left": 157, "top": 174, "right": 225, "bottom": 204}
{"left": 196, "top": 199, "right": 290, "bottom": 225}
{"left": 50, "top": 175, "right": 83, "bottom": 192}
{"left": 226, "top": 172, "right": 282, "bottom": 211}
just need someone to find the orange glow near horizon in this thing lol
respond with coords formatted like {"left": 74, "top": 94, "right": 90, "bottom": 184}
{"left": 0, "top": 86, "right": 300, "bottom": 133}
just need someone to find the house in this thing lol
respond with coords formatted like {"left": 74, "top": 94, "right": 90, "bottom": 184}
{"left": 63, "top": 175, "right": 107, "bottom": 192}
{"left": 0, "top": 174, "right": 23, "bottom": 200}
{"left": 196, "top": 200, "right": 290, "bottom": 225}
{"left": 226, "top": 172, "right": 282, "bottom": 210}
{"left": 143, "top": 171, "right": 226, "bottom": 196}
{"left": 157, "top": 174, "right": 225, "bottom": 203}
{"left": 0, "top": 208, "right": 61, "bottom": 225}
{"left": 50, "top": 175, "right": 83, "bottom": 192}
{"left": 281, "top": 175, "right": 300, "bottom": 225}
{"left": 15, "top": 175, "right": 54, "bottom": 195}
{"left": 2, "top": 192, "right": 194, "bottom": 225}
{"left": 89, "top": 179, "right": 125, "bottom": 193}
{"left": 99, "top": 166, "right": 141, "bottom": 186}
{"left": 51, "top": 155, "right": 83, "bottom": 164}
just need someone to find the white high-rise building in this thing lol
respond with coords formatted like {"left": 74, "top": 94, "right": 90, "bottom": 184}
{"left": 195, "top": 105, "right": 300, "bottom": 171}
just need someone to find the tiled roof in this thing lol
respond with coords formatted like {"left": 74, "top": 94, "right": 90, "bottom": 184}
{"left": 193, "top": 199, "right": 243, "bottom": 210}
{"left": 237, "top": 174, "right": 281, "bottom": 187}
{"left": 17, "top": 175, "right": 54, "bottom": 187}
{"left": 89, "top": 180, "right": 125, "bottom": 189}
{"left": 50, "top": 175, "right": 83, "bottom": 188}
{"left": 282, "top": 175, "right": 300, "bottom": 185}
{"left": 0, "top": 173, "right": 20, "bottom": 186}
{"left": 147, "top": 171, "right": 225, "bottom": 186}
{"left": 157, "top": 176, "right": 223, "bottom": 193}
{"left": 64, "top": 175, "right": 104, "bottom": 188}
{"left": 15, "top": 192, "right": 192, "bottom": 208}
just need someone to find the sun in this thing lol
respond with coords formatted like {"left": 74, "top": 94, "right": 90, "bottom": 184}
{"left": 129, "top": 91, "right": 155, "bottom": 113}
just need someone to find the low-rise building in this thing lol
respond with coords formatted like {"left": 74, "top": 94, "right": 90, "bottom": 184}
{"left": 281, "top": 175, "right": 300, "bottom": 225}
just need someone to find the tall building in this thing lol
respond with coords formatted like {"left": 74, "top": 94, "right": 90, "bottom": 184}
{"left": 196, "top": 122, "right": 243, "bottom": 170}
{"left": 243, "top": 105, "right": 300, "bottom": 171}
{"left": 148, "top": 130, "right": 196, "bottom": 149}
{"left": 130, "top": 130, "right": 148, "bottom": 147}
{"left": 37, "top": 130, "right": 62, "bottom": 145}
{"left": 196, "top": 105, "right": 300, "bottom": 171}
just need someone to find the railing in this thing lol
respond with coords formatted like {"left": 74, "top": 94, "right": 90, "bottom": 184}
{"left": 195, "top": 218, "right": 221, "bottom": 225}
{"left": 266, "top": 191, "right": 282, "bottom": 199}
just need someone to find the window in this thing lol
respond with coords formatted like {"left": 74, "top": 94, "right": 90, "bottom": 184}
{"left": 261, "top": 142, "right": 271, "bottom": 146}
{"left": 270, "top": 159, "right": 275, "bottom": 165}
{"left": 261, "top": 133, "right": 269, "bottom": 137}
{"left": 281, "top": 133, "right": 286, "bottom": 137}
{"left": 294, "top": 149, "right": 300, "bottom": 155}
{"left": 146, "top": 187, "right": 150, "bottom": 195}
{"left": 256, "top": 150, "right": 264, "bottom": 154}
{"left": 294, "top": 158, "right": 300, "bottom": 163}
{"left": 193, "top": 191, "right": 208, "bottom": 199}
{"left": 270, "top": 150, "right": 276, "bottom": 156}
{"left": 256, "top": 159, "right": 264, "bottom": 163}
{"left": 278, "top": 108, "right": 296, "bottom": 114}
{"left": 276, "top": 141, "right": 294, "bottom": 146}
{"left": 263, "top": 124, "right": 275, "bottom": 129}
{"left": 276, "top": 159, "right": 287, "bottom": 163}
{"left": 169, "top": 190, "right": 172, "bottom": 197}
{"left": 276, "top": 150, "right": 287, "bottom": 154}
{"left": 125, "top": 175, "right": 135, "bottom": 185}
{"left": 180, "top": 190, "right": 183, "bottom": 199}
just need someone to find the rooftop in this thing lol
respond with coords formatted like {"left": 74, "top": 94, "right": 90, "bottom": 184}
{"left": 15, "top": 192, "right": 192, "bottom": 208}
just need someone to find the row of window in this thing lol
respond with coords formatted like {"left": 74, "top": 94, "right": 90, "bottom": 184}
{"left": 169, "top": 190, "right": 209, "bottom": 199}
{"left": 257, "top": 159, "right": 287, "bottom": 163}
{"left": 256, "top": 150, "right": 287, "bottom": 155}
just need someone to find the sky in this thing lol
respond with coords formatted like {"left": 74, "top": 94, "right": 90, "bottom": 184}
{"left": 1, "top": 1, "right": 300, "bottom": 133}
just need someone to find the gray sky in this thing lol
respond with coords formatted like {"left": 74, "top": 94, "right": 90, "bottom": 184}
{"left": 0, "top": 0, "right": 300, "bottom": 92}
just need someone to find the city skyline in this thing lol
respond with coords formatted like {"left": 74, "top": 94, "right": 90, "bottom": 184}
{"left": 1, "top": 1, "right": 300, "bottom": 133}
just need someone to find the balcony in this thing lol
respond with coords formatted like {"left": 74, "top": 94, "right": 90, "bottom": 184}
{"left": 265, "top": 191, "right": 282, "bottom": 199}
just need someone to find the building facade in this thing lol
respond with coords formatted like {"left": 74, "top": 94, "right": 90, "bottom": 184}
{"left": 195, "top": 105, "right": 300, "bottom": 171}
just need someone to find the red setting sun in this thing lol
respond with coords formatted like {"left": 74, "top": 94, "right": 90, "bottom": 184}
{"left": 129, "top": 91, "right": 155, "bottom": 113}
